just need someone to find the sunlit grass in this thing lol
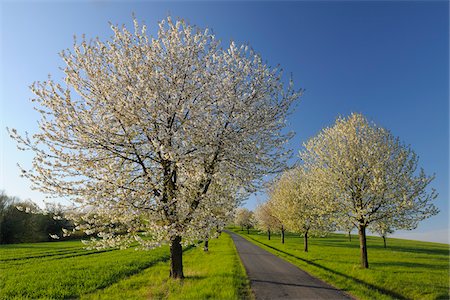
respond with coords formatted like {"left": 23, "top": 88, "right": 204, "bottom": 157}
{"left": 0, "top": 234, "right": 252, "bottom": 299}
{"left": 231, "top": 228, "right": 449, "bottom": 300}
{"left": 0, "top": 240, "right": 170, "bottom": 299}
{"left": 83, "top": 233, "right": 252, "bottom": 300}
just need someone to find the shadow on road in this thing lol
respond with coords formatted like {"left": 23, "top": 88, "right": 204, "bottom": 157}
{"left": 252, "top": 279, "right": 342, "bottom": 290}
{"left": 246, "top": 235, "right": 408, "bottom": 300}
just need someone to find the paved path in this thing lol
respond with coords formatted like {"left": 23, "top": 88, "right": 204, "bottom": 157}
{"left": 227, "top": 231, "right": 352, "bottom": 300}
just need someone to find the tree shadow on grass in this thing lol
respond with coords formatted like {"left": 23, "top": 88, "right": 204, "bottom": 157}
{"left": 371, "top": 261, "right": 448, "bottom": 270}
{"left": 66, "top": 254, "right": 171, "bottom": 298}
{"left": 314, "top": 241, "right": 449, "bottom": 257}
{"left": 314, "top": 242, "right": 360, "bottom": 249}
{"left": 368, "top": 245, "right": 449, "bottom": 256}
{"left": 246, "top": 236, "right": 409, "bottom": 300}
{"left": 0, "top": 248, "right": 91, "bottom": 262}
{"left": 183, "top": 275, "right": 207, "bottom": 280}
{"left": 71, "top": 245, "right": 195, "bottom": 299}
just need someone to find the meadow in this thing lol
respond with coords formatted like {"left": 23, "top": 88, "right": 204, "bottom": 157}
{"left": 0, "top": 233, "right": 252, "bottom": 299}
{"left": 232, "top": 228, "right": 449, "bottom": 300}
{"left": 2, "top": 228, "right": 448, "bottom": 300}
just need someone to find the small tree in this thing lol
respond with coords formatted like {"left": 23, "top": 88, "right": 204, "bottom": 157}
{"left": 254, "top": 201, "right": 282, "bottom": 240}
{"left": 370, "top": 220, "right": 394, "bottom": 248}
{"left": 269, "top": 167, "right": 334, "bottom": 252}
{"left": 341, "top": 222, "right": 355, "bottom": 242}
{"left": 9, "top": 17, "right": 300, "bottom": 278}
{"left": 234, "top": 208, "right": 254, "bottom": 233}
{"left": 195, "top": 182, "right": 239, "bottom": 252}
{"left": 334, "top": 209, "right": 355, "bottom": 242}
{"left": 300, "top": 113, "right": 439, "bottom": 268}
{"left": 264, "top": 192, "right": 287, "bottom": 244}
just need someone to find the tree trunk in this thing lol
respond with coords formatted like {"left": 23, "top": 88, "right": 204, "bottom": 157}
{"left": 216, "top": 225, "right": 221, "bottom": 236}
{"left": 358, "top": 224, "right": 369, "bottom": 268}
{"left": 247, "top": 226, "right": 249, "bottom": 234}
{"left": 268, "top": 229, "right": 271, "bottom": 240}
{"left": 383, "top": 236, "right": 386, "bottom": 248}
{"left": 169, "top": 236, "right": 184, "bottom": 278}
{"left": 304, "top": 231, "right": 308, "bottom": 252}
{"left": 241, "top": 226, "right": 243, "bottom": 231}
{"left": 348, "top": 231, "right": 351, "bottom": 242}
{"left": 204, "top": 238, "right": 209, "bottom": 252}
{"left": 281, "top": 225, "right": 285, "bottom": 244}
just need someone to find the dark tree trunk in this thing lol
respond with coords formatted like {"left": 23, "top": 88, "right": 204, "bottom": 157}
{"left": 204, "top": 238, "right": 209, "bottom": 252}
{"left": 358, "top": 224, "right": 369, "bottom": 268}
{"left": 348, "top": 231, "right": 352, "bottom": 242}
{"left": 383, "top": 236, "right": 386, "bottom": 248}
{"left": 268, "top": 229, "right": 271, "bottom": 240}
{"left": 281, "top": 225, "right": 285, "bottom": 244}
{"left": 304, "top": 231, "right": 308, "bottom": 252}
{"left": 169, "top": 236, "right": 184, "bottom": 278}
{"left": 241, "top": 226, "right": 243, "bottom": 231}
{"left": 247, "top": 226, "right": 249, "bottom": 234}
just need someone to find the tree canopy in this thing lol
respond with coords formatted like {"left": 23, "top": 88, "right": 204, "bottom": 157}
{"left": 300, "top": 113, "right": 438, "bottom": 267}
{"left": 9, "top": 17, "right": 301, "bottom": 278}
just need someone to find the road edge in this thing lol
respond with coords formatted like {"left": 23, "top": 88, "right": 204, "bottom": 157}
{"left": 224, "top": 230, "right": 256, "bottom": 300}
{"left": 229, "top": 229, "right": 357, "bottom": 300}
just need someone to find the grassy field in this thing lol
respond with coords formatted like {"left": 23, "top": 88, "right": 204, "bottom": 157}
{"left": 0, "top": 233, "right": 252, "bottom": 299}
{"left": 231, "top": 228, "right": 449, "bottom": 300}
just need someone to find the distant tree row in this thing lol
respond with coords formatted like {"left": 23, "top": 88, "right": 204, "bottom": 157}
{"left": 0, "top": 191, "right": 76, "bottom": 244}
{"left": 250, "top": 113, "right": 438, "bottom": 268}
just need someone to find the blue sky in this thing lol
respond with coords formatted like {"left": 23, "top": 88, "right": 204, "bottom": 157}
{"left": 0, "top": 1, "right": 448, "bottom": 243}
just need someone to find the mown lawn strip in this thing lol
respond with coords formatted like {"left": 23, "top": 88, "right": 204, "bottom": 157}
{"left": 0, "top": 242, "right": 169, "bottom": 299}
{"left": 0, "top": 233, "right": 252, "bottom": 299}
{"left": 82, "top": 233, "right": 253, "bottom": 300}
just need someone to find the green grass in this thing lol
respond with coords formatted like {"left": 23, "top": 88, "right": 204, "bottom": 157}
{"left": 0, "top": 234, "right": 252, "bottom": 299}
{"left": 83, "top": 233, "right": 252, "bottom": 300}
{"left": 231, "top": 228, "right": 449, "bottom": 300}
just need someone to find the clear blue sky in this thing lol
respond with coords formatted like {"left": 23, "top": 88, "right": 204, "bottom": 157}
{"left": 0, "top": 1, "right": 448, "bottom": 243}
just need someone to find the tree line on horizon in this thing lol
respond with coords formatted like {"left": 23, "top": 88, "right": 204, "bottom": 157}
{"left": 0, "top": 191, "right": 79, "bottom": 244}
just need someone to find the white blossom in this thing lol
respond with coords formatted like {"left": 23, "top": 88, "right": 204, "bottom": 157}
{"left": 8, "top": 16, "right": 301, "bottom": 272}
{"left": 267, "top": 166, "right": 335, "bottom": 251}
{"left": 300, "top": 113, "right": 438, "bottom": 266}
{"left": 49, "top": 234, "right": 60, "bottom": 239}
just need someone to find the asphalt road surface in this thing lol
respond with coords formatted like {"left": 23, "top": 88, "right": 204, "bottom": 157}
{"left": 227, "top": 231, "right": 352, "bottom": 300}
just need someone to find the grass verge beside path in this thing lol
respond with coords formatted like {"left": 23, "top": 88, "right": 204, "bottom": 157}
{"left": 82, "top": 232, "right": 253, "bottom": 300}
{"left": 231, "top": 228, "right": 449, "bottom": 300}
{"left": 0, "top": 233, "right": 252, "bottom": 299}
